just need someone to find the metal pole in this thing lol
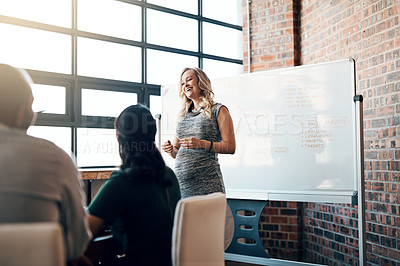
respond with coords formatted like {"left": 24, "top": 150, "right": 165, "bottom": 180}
{"left": 155, "top": 114, "right": 162, "bottom": 149}
{"left": 355, "top": 96, "right": 366, "bottom": 265}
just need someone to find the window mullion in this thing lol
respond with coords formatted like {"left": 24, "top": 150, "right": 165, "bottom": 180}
{"left": 198, "top": 0, "right": 203, "bottom": 69}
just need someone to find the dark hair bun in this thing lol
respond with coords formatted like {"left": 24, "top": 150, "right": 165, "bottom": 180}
{"left": 116, "top": 104, "right": 156, "bottom": 143}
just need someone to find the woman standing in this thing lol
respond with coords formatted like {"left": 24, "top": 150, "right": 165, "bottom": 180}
{"left": 162, "top": 67, "right": 236, "bottom": 198}
{"left": 88, "top": 104, "right": 181, "bottom": 266}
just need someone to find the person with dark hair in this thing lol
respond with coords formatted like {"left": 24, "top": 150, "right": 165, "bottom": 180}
{"left": 87, "top": 104, "right": 181, "bottom": 266}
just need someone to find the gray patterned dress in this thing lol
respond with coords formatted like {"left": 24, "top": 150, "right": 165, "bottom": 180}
{"left": 175, "top": 103, "right": 226, "bottom": 198}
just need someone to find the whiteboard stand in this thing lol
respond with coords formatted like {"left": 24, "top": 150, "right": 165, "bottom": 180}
{"left": 225, "top": 95, "right": 366, "bottom": 266}
{"left": 225, "top": 253, "right": 322, "bottom": 266}
{"left": 225, "top": 199, "right": 269, "bottom": 258}
{"left": 160, "top": 59, "right": 366, "bottom": 265}
{"left": 224, "top": 199, "right": 321, "bottom": 266}
{"left": 354, "top": 95, "right": 366, "bottom": 266}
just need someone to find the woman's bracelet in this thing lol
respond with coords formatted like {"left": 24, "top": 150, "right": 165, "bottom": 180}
{"left": 208, "top": 141, "right": 213, "bottom": 152}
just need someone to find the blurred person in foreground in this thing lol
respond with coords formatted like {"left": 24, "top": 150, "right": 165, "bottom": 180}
{"left": 0, "top": 64, "right": 92, "bottom": 265}
{"left": 87, "top": 104, "right": 181, "bottom": 266}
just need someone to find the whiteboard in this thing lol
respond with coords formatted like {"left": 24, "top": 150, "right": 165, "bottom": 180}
{"left": 161, "top": 59, "right": 361, "bottom": 203}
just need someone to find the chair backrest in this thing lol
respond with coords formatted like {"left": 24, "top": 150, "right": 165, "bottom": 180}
{"left": 0, "top": 222, "right": 65, "bottom": 266}
{"left": 172, "top": 192, "right": 226, "bottom": 266}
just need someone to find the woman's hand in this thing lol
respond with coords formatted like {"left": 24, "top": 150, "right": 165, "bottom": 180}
{"left": 162, "top": 140, "right": 174, "bottom": 153}
{"left": 162, "top": 137, "right": 179, "bottom": 158}
{"left": 179, "top": 137, "right": 203, "bottom": 149}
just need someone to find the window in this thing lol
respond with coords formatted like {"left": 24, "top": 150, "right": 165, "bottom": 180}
{"left": 27, "top": 126, "right": 72, "bottom": 156}
{"left": 147, "top": 0, "right": 197, "bottom": 14}
{"left": 77, "top": 0, "right": 141, "bottom": 41}
{"left": 147, "top": 9, "right": 198, "bottom": 51}
{"left": 81, "top": 89, "right": 138, "bottom": 117}
{"left": 203, "top": 0, "right": 242, "bottom": 25}
{"left": 77, "top": 37, "right": 142, "bottom": 82}
{"left": 0, "top": 0, "right": 242, "bottom": 168}
{"left": 203, "top": 59, "right": 244, "bottom": 80}
{"left": 203, "top": 22, "right": 243, "bottom": 60}
{"left": 0, "top": 23, "right": 71, "bottom": 74}
{"left": 31, "top": 84, "right": 66, "bottom": 114}
{"left": 77, "top": 128, "right": 120, "bottom": 167}
{"left": 0, "top": 0, "right": 71, "bottom": 27}
{"left": 147, "top": 49, "right": 198, "bottom": 85}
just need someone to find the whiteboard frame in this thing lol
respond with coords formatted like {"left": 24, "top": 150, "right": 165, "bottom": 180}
{"left": 222, "top": 58, "right": 361, "bottom": 204}
{"left": 160, "top": 59, "right": 362, "bottom": 204}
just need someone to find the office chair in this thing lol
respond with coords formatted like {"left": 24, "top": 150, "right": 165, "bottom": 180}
{"left": 0, "top": 222, "right": 65, "bottom": 266}
{"left": 172, "top": 192, "right": 226, "bottom": 266}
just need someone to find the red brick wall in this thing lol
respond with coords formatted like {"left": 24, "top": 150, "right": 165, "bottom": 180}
{"left": 259, "top": 201, "right": 303, "bottom": 260}
{"left": 301, "top": 0, "right": 400, "bottom": 265}
{"left": 244, "top": 0, "right": 300, "bottom": 73}
{"left": 243, "top": 0, "right": 400, "bottom": 264}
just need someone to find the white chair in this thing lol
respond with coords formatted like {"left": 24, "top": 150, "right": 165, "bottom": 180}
{"left": 0, "top": 222, "right": 65, "bottom": 266}
{"left": 172, "top": 192, "right": 226, "bottom": 266}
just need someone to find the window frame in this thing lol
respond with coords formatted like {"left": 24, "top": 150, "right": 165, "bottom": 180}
{"left": 0, "top": 0, "right": 242, "bottom": 169}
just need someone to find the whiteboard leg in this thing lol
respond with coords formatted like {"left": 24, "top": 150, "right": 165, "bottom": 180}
{"left": 225, "top": 199, "right": 269, "bottom": 258}
{"left": 355, "top": 97, "right": 366, "bottom": 265}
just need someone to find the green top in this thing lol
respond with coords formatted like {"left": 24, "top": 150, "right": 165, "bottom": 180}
{"left": 88, "top": 166, "right": 181, "bottom": 265}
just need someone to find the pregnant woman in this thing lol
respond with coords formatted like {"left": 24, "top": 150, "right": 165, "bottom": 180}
{"left": 162, "top": 67, "right": 236, "bottom": 198}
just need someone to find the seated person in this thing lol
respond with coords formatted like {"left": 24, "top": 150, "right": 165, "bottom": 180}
{"left": 87, "top": 104, "right": 181, "bottom": 266}
{"left": 0, "top": 64, "right": 92, "bottom": 265}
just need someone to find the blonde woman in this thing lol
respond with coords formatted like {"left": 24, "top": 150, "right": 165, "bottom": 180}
{"left": 162, "top": 67, "right": 236, "bottom": 198}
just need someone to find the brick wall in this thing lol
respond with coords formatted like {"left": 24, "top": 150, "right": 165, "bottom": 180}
{"left": 243, "top": 0, "right": 400, "bottom": 264}
{"left": 244, "top": 0, "right": 300, "bottom": 73}
{"left": 301, "top": 0, "right": 400, "bottom": 265}
{"left": 259, "top": 201, "right": 303, "bottom": 261}
{"left": 303, "top": 202, "right": 360, "bottom": 265}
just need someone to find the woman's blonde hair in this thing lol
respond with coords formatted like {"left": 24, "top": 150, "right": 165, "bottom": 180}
{"left": 177, "top": 67, "right": 215, "bottom": 119}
